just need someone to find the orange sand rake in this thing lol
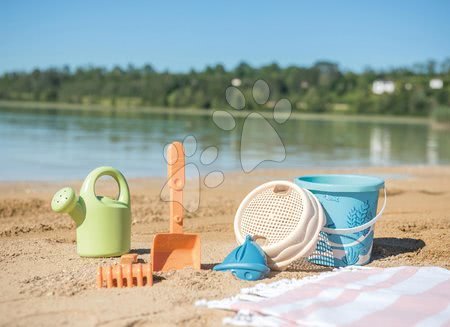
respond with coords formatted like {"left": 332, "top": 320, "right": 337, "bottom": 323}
{"left": 151, "top": 142, "right": 201, "bottom": 272}
{"left": 97, "top": 254, "right": 153, "bottom": 288}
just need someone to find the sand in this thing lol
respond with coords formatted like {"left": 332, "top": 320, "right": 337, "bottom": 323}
{"left": 0, "top": 166, "right": 449, "bottom": 326}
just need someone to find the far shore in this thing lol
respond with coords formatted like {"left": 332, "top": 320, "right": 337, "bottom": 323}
{"left": 0, "top": 99, "right": 431, "bottom": 125}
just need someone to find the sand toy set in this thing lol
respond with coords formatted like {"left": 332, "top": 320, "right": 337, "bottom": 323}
{"left": 52, "top": 140, "right": 386, "bottom": 287}
{"left": 214, "top": 177, "right": 385, "bottom": 280}
{"left": 52, "top": 141, "right": 202, "bottom": 288}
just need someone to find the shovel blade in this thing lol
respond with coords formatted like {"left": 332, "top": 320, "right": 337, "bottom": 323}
{"left": 151, "top": 233, "right": 201, "bottom": 272}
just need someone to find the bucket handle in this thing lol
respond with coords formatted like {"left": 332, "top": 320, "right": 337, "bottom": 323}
{"left": 322, "top": 187, "right": 387, "bottom": 235}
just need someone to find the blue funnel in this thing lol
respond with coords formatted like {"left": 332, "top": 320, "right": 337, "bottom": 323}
{"left": 213, "top": 235, "right": 270, "bottom": 281}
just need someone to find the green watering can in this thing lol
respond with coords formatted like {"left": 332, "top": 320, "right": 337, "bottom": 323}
{"left": 51, "top": 167, "right": 131, "bottom": 257}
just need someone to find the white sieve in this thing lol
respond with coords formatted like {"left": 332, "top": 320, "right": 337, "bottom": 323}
{"left": 234, "top": 181, "right": 325, "bottom": 270}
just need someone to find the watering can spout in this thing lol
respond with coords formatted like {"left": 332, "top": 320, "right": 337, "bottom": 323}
{"left": 51, "top": 187, "right": 86, "bottom": 226}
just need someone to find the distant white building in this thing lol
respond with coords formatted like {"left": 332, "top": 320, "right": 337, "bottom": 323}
{"left": 429, "top": 78, "right": 443, "bottom": 90}
{"left": 231, "top": 78, "right": 242, "bottom": 87}
{"left": 372, "top": 80, "right": 395, "bottom": 95}
{"left": 300, "top": 81, "right": 309, "bottom": 89}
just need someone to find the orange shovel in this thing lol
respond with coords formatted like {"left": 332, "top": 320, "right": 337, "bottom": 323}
{"left": 151, "top": 142, "right": 201, "bottom": 272}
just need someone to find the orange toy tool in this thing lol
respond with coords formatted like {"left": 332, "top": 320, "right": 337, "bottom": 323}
{"left": 97, "top": 254, "right": 153, "bottom": 288}
{"left": 151, "top": 142, "right": 201, "bottom": 272}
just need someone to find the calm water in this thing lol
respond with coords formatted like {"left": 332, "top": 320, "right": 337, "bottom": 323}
{"left": 1, "top": 107, "right": 449, "bottom": 181}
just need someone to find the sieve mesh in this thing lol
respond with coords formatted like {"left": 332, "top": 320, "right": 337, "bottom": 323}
{"left": 239, "top": 188, "right": 304, "bottom": 245}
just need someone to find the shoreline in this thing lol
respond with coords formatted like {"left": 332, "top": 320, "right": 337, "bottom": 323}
{"left": 0, "top": 99, "right": 431, "bottom": 125}
{"left": 0, "top": 164, "right": 444, "bottom": 185}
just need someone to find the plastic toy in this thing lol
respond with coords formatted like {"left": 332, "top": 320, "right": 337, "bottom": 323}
{"left": 234, "top": 181, "right": 324, "bottom": 270}
{"left": 295, "top": 174, "right": 386, "bottom": 267}
{"left": 151, "top": 142, "right": 201, "bottom": 272}
{"left": 214, "top": 235, "right": 270, "bottom": 281}
{"left": 120, "top": 253, "right": 138, "bottom": 265}
{"left": 97, "top": 254, "right": 153, "bottom": 288}
{"left": 51, "top": 166, "right": 131, "bottom": 257}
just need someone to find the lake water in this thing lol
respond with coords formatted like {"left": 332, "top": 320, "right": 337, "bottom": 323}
{"left": 1, "top": 107, "right": 449, "bottom": 181}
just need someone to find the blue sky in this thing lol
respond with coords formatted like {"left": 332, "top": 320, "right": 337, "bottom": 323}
{"left": 1, "top": 0, "right": 449, "bottom": 73}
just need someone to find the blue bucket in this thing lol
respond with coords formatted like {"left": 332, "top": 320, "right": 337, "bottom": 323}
{"left": 295, "top": 175, "right": 386, "bottom": 267}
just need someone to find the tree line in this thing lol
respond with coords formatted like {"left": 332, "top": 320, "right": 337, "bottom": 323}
{"left": 0, "top": 59, "right": 449, "bottom": 116}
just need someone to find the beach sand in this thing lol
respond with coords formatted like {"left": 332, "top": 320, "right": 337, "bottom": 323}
{"left": 1, "top": 166, "right": 449, "bottom": 326}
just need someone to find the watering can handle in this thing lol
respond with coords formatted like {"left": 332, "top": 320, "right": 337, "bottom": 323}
{"left": 322, "top": 187, "right": 387, "bottom": 235}
{"left": 81, "top": 166, "right": 130, "bottom": 205}
{"left": 167, "top": 142, "right": 185, "bottom": 234}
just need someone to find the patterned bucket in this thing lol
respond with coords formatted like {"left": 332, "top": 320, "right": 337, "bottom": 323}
{"left": 295, "top": 175, "right": 386, "bottom": 267}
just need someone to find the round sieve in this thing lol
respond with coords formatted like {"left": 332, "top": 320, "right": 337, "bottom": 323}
{"left": 234, "top": 181, "right": 325, "bottom": 270}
